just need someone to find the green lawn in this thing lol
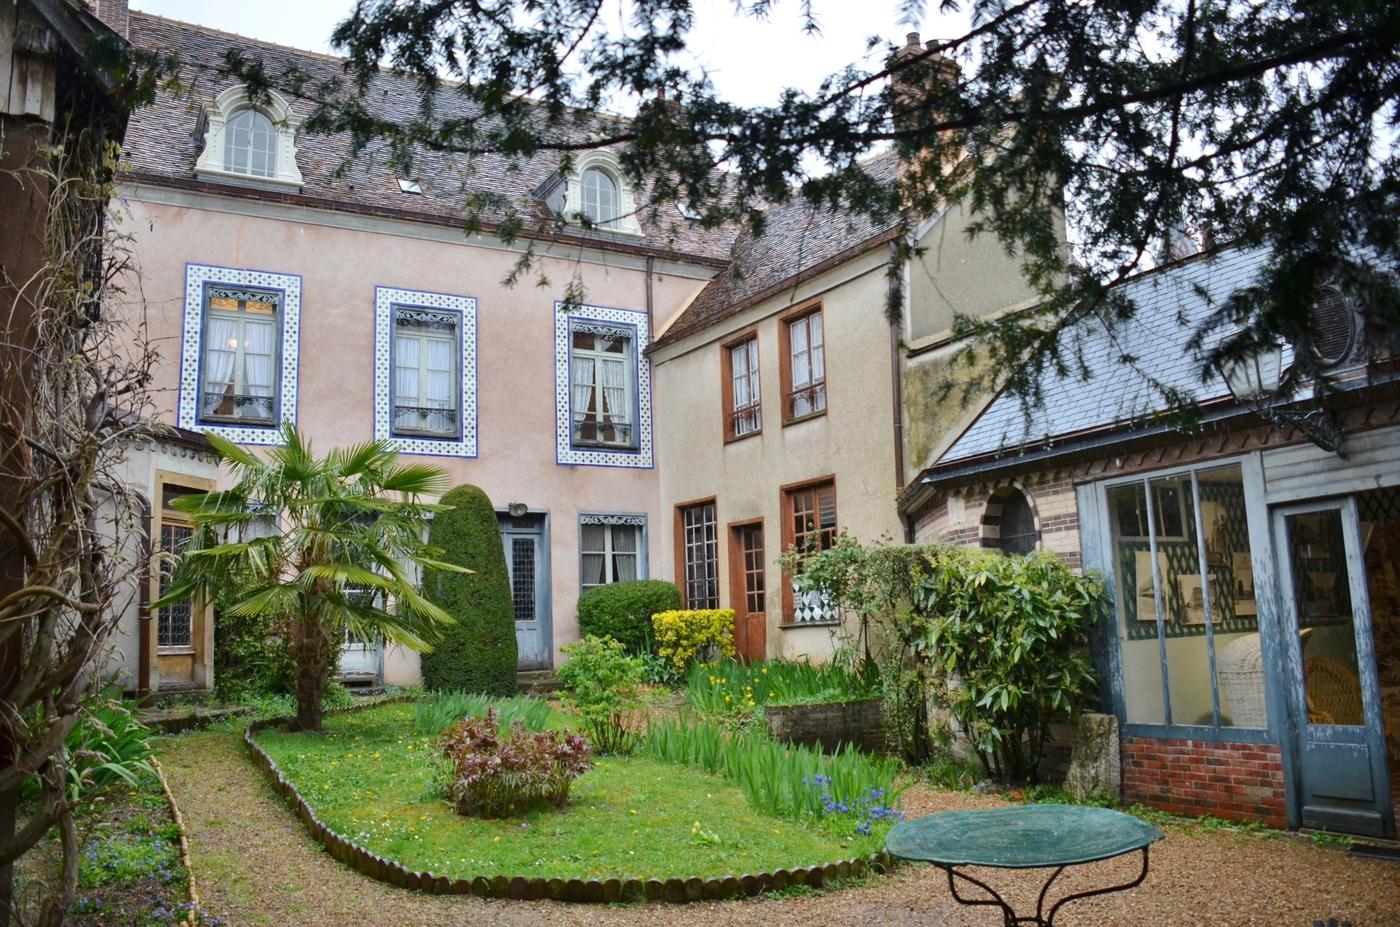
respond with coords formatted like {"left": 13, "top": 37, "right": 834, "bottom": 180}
{"left": 254, "top": 703, "right": 881, "bottom": 881}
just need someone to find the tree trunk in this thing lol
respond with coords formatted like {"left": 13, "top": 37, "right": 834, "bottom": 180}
{"left": 291, "top": 603, "right": 334, "bottom": 733}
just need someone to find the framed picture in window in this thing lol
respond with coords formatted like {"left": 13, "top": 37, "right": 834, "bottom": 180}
{"left": 1232, "top": 552, "right": 1257, "bottom": 617}
{"left": 1133, "top": 550, "right": 1168, "bottom": 621}
{"left": 1176, "top": 573, "right": 1208, "bottom": 625}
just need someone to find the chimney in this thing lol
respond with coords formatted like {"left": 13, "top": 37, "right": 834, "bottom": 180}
{"left": 87, "top": 0, "right": 129, "bottom": 38}
{"left": 889, "top": 31, "right": 960, "bottom": 133}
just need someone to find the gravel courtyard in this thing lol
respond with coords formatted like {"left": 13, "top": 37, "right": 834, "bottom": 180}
{"left": 159, "top": 732, "right": 1400, "bottom": 927}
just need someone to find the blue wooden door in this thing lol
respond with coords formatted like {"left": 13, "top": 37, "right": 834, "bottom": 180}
{"left": 502, "top": 525, "right": 549, "bottom": 669}
{"left": 1275, "top": 498, "right": 1393, "bottom": 837}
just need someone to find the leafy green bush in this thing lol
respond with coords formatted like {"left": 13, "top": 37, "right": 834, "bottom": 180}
{"left": 640, "top": 717, "right": 902, "bottom": 827}
{"left": 27, "top": 694, "right": 156, "bottom": 806}
{"left": 789, "top": 537, "right": 1105, "bottom": 780}
{"left": 420, "top": 484, "right": 518, "bottom": 695}
{"left": 412, "top": 691, "right": 553, "bottom": 735}
{"left": 685, "top": 658, "right": 881, "bottom": 722}
{"left": 651, "top": 609, "right": 735, "bottom": 671}
{"left": 437, "top": 709, "right": 592, "bottom": 817}
{"left": 576, "top": 579, "right": 681, "bottom": 653}
{"left": 212, "top": 570, "right": 294, "bottom": 701}
{"left": 556, "top": 636, "right": 648, "bottom": 755}
{"left": 914, "top": 548, "right": 1104, "bottom": 783}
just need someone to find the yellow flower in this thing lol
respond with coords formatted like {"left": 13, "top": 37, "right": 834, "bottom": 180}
{"left": 492, "top": 836, "right": 501, "bottom": 843}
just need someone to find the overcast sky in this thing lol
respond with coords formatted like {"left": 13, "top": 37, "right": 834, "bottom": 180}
{"left": 128, "top": 0, "right": 971, "bottom": 109}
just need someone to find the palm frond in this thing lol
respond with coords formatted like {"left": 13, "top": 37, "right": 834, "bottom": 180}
{"left": 203, "top": 431, "right": 264, "bottom": 469}
{"left": 381, "top": 462, "right": 450, "bottom": 495}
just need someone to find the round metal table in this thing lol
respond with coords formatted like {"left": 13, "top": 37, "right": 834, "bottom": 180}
{"left": 886, "top": 805, "right": 1164, "bottom": 926}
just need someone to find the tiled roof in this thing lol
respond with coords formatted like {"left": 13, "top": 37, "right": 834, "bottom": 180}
{"left": 121, "top": 13, "right": 735, "bottom": 263}
{"left": 937, "top": 246, "right": 1273, "bottom": 465}
{"left": 653, "top": 152, "right": 905, "bottom": 347}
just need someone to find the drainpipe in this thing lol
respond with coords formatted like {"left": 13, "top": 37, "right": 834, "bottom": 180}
{"left": 135, "top": 491, "right": 153, "bottom": 706}
{"left": 888, "top": 239, "right": 909, "bottom": 500}
{"left": 645, "top": 256, "right": 655, "bottom": 321}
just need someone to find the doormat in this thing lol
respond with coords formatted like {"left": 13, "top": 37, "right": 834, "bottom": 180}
{"left": 1347, "top": 842, "right": 1400, "bottom": 862}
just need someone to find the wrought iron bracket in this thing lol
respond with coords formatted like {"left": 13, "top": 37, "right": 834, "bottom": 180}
{"left": 1250, "top": 397, "right": 1347, "bottom": 458}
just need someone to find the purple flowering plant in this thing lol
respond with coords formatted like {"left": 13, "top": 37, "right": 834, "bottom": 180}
{"left": 804, "top": 773, "right": 905, "bottom": 837}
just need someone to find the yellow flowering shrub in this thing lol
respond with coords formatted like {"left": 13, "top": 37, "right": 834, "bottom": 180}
{"left": 651, "top": 609, "right": 736, "bottom": 671}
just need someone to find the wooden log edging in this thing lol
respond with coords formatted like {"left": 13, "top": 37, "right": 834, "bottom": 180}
{"left": 150, "top": 756, "right": 201, "bottom": 927}
{"left": 242, "top": 701, "right": 898, "bottom": 903}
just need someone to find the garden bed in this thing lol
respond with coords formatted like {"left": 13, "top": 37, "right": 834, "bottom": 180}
{"left": 246, "top": 702, "right": 892, "bottom": 901}
{"left": 16, "top": 766, "right": 199, "bottom": 926}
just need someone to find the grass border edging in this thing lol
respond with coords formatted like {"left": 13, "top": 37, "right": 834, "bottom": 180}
{"left": 150, "top": 755, "right": 201, "bottom": 927}
{"left": 241, "top": 699, "right": 897, "bottom": 903}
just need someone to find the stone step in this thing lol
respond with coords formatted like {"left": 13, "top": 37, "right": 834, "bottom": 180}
{"left": 517, "top": 670, "right": 563, "bottom": 696}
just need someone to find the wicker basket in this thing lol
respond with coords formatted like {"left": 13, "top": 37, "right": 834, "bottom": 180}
{"left": 1217, "top": 634, "right": 1269, "bottom": 728}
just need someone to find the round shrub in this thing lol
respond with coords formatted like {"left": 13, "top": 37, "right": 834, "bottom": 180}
{"left": 576, "top": 579, "right": 681, "bottom": 653}
{"left": 420, "top": 484, "right": 518, "bottom": 695}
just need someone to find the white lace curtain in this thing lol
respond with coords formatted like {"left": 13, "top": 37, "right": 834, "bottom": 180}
{"left": 203, "top": 314, "right": 274, "bottom": 412}
{"left": 244, "top": 318, "right": 274, "bottom": 396}
{"left": 571, "top": 356, "right": 596, "bottom": 419}
{"left": 600, "top": 357, "right": 627, "bottom": 422}
{"left": 203, "top": 317, "right": 236, "bottom": 402}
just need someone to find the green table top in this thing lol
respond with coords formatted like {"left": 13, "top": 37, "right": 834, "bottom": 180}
{"left": 886, "top": 805, "right": 1164, "bottom": 870}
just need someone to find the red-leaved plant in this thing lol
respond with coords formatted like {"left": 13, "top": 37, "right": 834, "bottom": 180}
{"left": 438, "top": 708, "right": 593, "bottom": 817}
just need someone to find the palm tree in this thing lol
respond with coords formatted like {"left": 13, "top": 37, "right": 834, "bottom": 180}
{"left": 156, "top": 425, "right": 464, "bottom": 731}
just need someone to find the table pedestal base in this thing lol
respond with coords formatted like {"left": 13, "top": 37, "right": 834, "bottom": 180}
{"left": 937, "top": 846, "right": 1151, "bottom": 927}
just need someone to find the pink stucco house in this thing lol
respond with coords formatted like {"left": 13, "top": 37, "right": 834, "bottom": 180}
{"left": 106, "top": 8, "right": 735, "bottom": 690}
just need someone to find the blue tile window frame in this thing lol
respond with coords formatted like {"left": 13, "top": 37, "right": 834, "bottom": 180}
{"left": 554, "top": 301, "right": 653, "bottom": 469}
{"left": 373, "top": 286, "right": 478, "bottom": 458}
{"left": 178, "top": 262, "right": 301, "bottom": 445}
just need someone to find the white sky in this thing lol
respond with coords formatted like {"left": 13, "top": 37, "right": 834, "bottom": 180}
{"left": 128, "top": 0, "right": 971, "bottom": 109}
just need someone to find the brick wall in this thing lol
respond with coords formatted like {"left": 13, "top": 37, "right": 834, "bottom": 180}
{"left": 1121, "top": 736, "right": 1287, "bottom": 826}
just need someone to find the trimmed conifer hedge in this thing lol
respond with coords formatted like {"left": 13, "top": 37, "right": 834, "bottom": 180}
{"left": 420, "top": 484, "right": 517, "bottom": 694}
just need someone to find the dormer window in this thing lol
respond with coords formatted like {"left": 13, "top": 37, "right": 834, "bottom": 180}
{"left": 195, "top": 86, "right": 304, "bottom": 190}
{"left": 560, "top": 150, "right": 642, "bottom": 236}
{"left": 224, "top": 108, "right": 277, "bottom": 178}
{"left": 580, "top": 167, "right": 619, "bottom": 225}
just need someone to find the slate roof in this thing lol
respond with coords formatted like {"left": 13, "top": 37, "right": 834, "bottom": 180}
{"left": 653, "top": 152, "right": 905, "bottom": 347}
{"left": 121, "top": 13, "right": 735, "bottom": 264}
{"left": 936, "top": 246, "right": 1274, "bottom": 466}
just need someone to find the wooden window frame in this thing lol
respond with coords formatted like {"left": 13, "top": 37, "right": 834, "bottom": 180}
{"left": 151, "top": 470, "right": 216, "bottom": 656}
{"left": 673, "top": 497, "right": 719, "bottom": 609}
{"left": 779, "top": 475, "right": 838, "bottom": 625}
{"left": 777, "top": 302, "right": 827, "bottom": 426}
{"left": 720, "top": 329, "right": 762, "bottom": 443}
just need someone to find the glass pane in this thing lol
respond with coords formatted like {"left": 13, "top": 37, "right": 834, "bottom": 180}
{"left": 511, "top": 538, "right": 536, "bottom": 623}
{"left": 580, "top": 524, "right": 606, "bottom": 553}
{"left": 1152, "top": 474, "right": 1215, "bottom": 727}
{"left": 1287, "top": 509, "right": 1364, "bottom": 726}
{"left": 1199, "top": 464, "right": 1266, "bottom": 728}
{"left": 1109, "top": 481, "right": 1166, "bottom": 724}
{"left": 1358, "top": 488, "right": 1400, "bottom": 780}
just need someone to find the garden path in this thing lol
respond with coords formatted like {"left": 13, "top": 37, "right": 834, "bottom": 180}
{"left": 159, "top": 732, "right": 1400, "bottom": 927}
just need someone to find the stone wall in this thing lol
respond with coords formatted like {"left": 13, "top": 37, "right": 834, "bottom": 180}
{"left": 764, "top": 699, "right": 887, "bottom": 754}
{"left": 1121, "top": 736, "right": 1287, "bottom": 826}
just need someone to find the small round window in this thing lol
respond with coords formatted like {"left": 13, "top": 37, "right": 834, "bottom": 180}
{"left": 580, "top": 167, "right": 619, "bottom": 225}
{"left": 224, "top": 108, "right": 277, "bottom": 178}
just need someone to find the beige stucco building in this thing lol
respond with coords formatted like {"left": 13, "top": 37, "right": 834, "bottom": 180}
{"left": 651, "top": 152, "right": 1045, "bottom": 662}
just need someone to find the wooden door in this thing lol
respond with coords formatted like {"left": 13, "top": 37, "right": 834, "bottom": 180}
{"left": 729, "top": 521, "right": 766, "bottom": 661}
{"left": 1274, "top": 498, "right": 1393, "bottom": 837}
